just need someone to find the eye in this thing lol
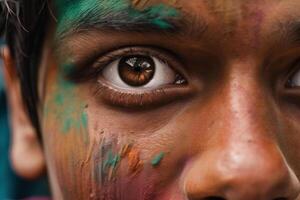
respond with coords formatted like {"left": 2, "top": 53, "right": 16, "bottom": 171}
{"left": 94, "top": 48, "right": 191, "bottom": 108}
{"left": 101, "top": 55, "right": 186, "bottom": 91}
{"left": 287, "top": 64, "right": 300, "bottom": 88}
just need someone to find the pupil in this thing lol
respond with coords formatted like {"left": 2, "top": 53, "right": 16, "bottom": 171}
{"left": 119, "top": 55, "right": 155, "bottom": 87}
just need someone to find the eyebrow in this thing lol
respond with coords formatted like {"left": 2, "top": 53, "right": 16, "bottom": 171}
{"left": 54, "top": 0, "right": 187, "bottom": 40}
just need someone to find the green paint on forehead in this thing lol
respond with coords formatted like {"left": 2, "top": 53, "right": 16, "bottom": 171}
{"left": 54, "top": 0, "right": 179, "bottom": 37}
{"left": 54, "top": 0, "right": 127, "bottom": 14}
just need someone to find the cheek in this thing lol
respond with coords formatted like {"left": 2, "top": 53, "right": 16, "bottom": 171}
{"left": 41, "top": 68, "right": 189, "bottom": 199}
{"left": 42, "top": 70, "right": 92, "bottom": 198}
{"left": 81, "top": 98, "right": 190, "bottom": 199}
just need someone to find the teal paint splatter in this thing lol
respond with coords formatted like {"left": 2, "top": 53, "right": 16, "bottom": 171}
{"left": 81, "top": 111, "right": 88, "bottom": 129}
{"left": 47, "top": 61, "right": 89, "bottom": 135}
{"left": 104, "top": 150, "right": 121, "bottom": 170}
{"left": 151, "top": 152, "right": 165, "bottom": 167}
{"left": 104, "top": 150, "right": 113, "bottom": 168}
{"left": 129, "top": 3, "right": 178, "bottom": 29}
{"left": 111, "top": 155, "right": 121, "bottom": 169}
{"left": 54, "top": 93, "right": 64, "bottom": 105}
{"left": 54, "top": 0, "right": 180, "bottom": 37}
{"left": 62, "top": 118, "right": 72, "bottom": 133}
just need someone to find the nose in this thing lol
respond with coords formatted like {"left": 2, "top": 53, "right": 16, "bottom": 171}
{"left": 183, "top": 143, "right": 300, "bottom": 200}
{"left": 183, "top": 66, "right": 300, "bottom": 200}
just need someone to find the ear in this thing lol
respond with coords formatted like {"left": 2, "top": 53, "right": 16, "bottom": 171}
{"left": 2, "top": 47, "right": 46, "bottom": 180}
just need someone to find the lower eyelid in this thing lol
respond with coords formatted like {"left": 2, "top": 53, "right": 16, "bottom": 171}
{"left": 94, "top": 78, "right": 193, "bottom": 109}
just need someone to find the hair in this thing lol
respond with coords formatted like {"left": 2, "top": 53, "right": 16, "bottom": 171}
{"left": 0, "top": 0, "right": 50, "bottom": 136}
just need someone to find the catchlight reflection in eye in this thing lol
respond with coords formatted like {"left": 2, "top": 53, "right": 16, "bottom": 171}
{"left": 102, "top": 55, "right": 183, "bottom": 91}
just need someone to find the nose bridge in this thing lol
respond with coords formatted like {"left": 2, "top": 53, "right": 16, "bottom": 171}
{"left": 210, "top": 60, "right": 281, "bottom": 172}
{"left": 183, "top": 60, "right": 300, "bottom": 199}
{"left": 224, "top": 60, "right": 276, "bottom": 138}
{"left": 212, "top": 60, "right": 293, "bottom": 195}
{"left": 203, "top": 59, "right": 279, "bottom": 149}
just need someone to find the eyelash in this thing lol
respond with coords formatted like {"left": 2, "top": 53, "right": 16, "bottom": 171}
{"left": 92, "top": 46, "right": 180, "bottom": 70}
{"left": 90, "top": 47, "right": 192, "bottom": 108}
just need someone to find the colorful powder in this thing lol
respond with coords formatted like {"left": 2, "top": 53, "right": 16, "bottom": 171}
{"left": 127, "top": 148, "right": 143, "bottom": 174}
{"left": 46, "top": 61, "right": 89, "bottom": 135}
{"left": 102, "top": 149, "right": 121, "bottom": 181}
{"left": 120, "top": 143, "right": 133, "bottom": 158}
{"left": 81, "top": 111, "right": 88, "bottom": 129}
{"left": 151, "top": 152, "right": 165, "bottom": 167}
{"left": 54, "top": 0, "right": 180, "bottom": 37}
{"left": 100, "top": 143, "right": 143, "bottom": 181}
{"left": 104, "top": 150, "right": 121, "bottom": 169}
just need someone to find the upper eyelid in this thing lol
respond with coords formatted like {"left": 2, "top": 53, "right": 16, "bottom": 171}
{"left": 92, "top": 47, "right": 156, "bottom": 68}
{"left": 91, "top": 46, "right": 188, "bottom": 77}
{"left": 261, "top": 48, "right": 300, "bottom": 90}
{"left": 65, "top": 46, "right": 187, "bottom": 83}
{"left": 92, "top": 46, "right": 177, "bottom": 66}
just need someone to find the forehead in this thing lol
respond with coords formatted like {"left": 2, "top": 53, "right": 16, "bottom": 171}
{"left": 48, "top": 0, "right": 300, "bottom": 65}
{"left": 53, "top": 0, "right": 300, "bottom": 19}
{"left": 52, "top": 0, "right": 300, "bottom": 50}
{"left": 53, "top": 0, "right": 300, "bottom": 36}
{"left": 179, "top": 0, "right": 300, "bottom": 32}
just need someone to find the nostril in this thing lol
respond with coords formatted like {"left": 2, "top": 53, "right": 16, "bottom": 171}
{"left": 203, "top": 197, "right": 226, "bottom": 200}
{"left": 273, "top": 198, "right": 287, "bottom": 200}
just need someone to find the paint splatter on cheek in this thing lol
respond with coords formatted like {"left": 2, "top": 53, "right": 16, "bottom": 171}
{"left": 92, "top": 140, "right": 143, "bottom": 185}
{"left": 42, "top": 59, "right": 93, "bottom": 199}
{"left": 151, "top": 152, "right": 165, "bottom": 167}
{"left": 126, "top": 147, "right": 144, "bottom": 174}
{"left": 44, "top": 62, "right": 89, "bottom": 138}
{"left": 98, "top": 143, "right": 166, "bottom": 180}
{"left": 87, "top": 134, "right": 170, "bottom": 198}
{"left": 43, "top": 72, "right": 170, "bottom": 198}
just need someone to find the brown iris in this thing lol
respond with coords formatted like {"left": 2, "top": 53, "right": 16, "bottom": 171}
{"left": 118, "top": 55, "right": 155, "bottom": 87}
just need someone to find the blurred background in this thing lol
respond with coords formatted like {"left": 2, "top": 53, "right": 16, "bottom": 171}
{"left": 0, "top": 39, "right": 50, "bottom": 199}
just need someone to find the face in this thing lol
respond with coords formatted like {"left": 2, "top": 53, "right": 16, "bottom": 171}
{"left": 39, "top": 0, "right": 300, "bottom": 199}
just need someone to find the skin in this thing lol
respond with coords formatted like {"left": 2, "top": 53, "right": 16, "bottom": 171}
{"left": 4, "top": 0, "right": 300, "bottom": 199}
